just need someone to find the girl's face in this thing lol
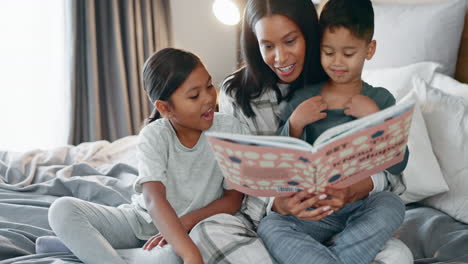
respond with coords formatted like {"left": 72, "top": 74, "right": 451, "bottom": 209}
{"left": 254, "top": 14, "right": 306, "bottom": 84}
{"left": 166, "top": 64, "right": 217, "bottom": 137}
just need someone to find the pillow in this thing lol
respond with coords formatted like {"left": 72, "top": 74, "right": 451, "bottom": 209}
{"left": 414, "top": 79, "right": 468, "bottom": 224}
{"left": 366, "top": 0, "right": 467, "bottom": 77}
{"left": 430, "top": 72, "right": 468, "bottom": 101}
{"left": 363, "top": 65, "right": 449, "bottom": 204}
{"left": 362, "top": 61, "right": 441, "bottom": 101}
{"left": 399, "top": 102, "right": 448, "bottom": 203}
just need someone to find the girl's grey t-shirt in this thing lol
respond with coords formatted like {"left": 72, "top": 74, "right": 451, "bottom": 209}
{"left": 131, "top": 113, "right": 246, "bottom": 224}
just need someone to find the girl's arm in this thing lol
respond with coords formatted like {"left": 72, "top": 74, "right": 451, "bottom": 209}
{"left": 180, "top": 189, "right": 243, "bottom": 232}
{"left": 142, "top": 181, "right": 203, "bottom": 264}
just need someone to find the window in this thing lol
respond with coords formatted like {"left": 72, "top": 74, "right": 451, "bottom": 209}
{"left": 0, "top": 0, "right": 68, "bottom": 152}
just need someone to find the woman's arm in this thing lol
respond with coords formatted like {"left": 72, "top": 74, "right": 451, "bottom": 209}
{"left": 142, "top": 181, "right": 203, "bottom": 264}
{"left": 180, "top": 190, "right": 243, "bottom": 231}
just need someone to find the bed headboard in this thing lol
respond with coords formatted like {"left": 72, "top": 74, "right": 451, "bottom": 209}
{"left": 318, "top": 0, "right": 468, "bottom": 84}
{"left": 455, "top": 11, "right": 468, "bottom": 83}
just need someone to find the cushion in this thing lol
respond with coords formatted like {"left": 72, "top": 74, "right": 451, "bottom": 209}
{"left": 399, "top": 102, "right": 448, "bottom": 203}
{"left": 362, "top": 64, "right": 449, "bottom": 204}
{"left": 362, "top": 62, "right": 441, "bottom": 101}
{"left": 413, "top": 78, "right": 468, "bottom": 224}
{"left": 431, "top": 72, "right": 468, "bottom": 100}
{"left": 366, "top": 0, "right": 467, "bottom": 77}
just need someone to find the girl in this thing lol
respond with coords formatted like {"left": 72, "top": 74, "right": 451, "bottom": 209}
{"left": 189, "top": 0, "right": 409, "bottom": 263}
{"left": 39, "top": 48, "right": 244, "bottom": 264}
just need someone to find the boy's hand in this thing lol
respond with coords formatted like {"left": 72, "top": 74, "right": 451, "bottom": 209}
{"left": 143, "top": 233, "right": 167, "bottom": 251}
{"left": 344, "top": 94, "right": 380, "bottom": 118}
{"left": 289, "top": 96, "right": 327, "bottom": 138}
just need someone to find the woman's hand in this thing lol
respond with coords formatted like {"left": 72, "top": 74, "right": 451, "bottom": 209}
{"left": 316, "top": 177, "right": 374, "bottom": 211}
{"left": 314, "top": 187, "right": 354, "bottom": 212}
{"left": 143, "top": 233, "right": 167, "bottom": 251}
{"left": 272, "top": 190, "right": 333, "bottom": 221}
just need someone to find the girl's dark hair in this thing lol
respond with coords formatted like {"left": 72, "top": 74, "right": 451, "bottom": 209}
{"left": 223, "top": 0, "right": 327, "bottom": 118}
{"left": 320, "top": 0, "right": 374, "bottom": 42}
{"left": 142, "top": 48, "right": 201, "bottom": 124}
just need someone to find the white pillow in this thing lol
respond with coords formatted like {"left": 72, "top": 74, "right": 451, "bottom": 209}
{"left": 414, "top": 79, "right": 468, "bottom": 224}
{"left": 399, "top": 102, "right": 448, "bottom": 203}
{"left": 366, "top": 0, "right": 467, "bottom": 77}
{"left": 430, "top": 72, "right": 468, "bottom": 101}
{"left": 362, "top": 62, "right": 441, "bottom": 101}
{"left": 363, "top": 64, "right": 449, "bottom": 204}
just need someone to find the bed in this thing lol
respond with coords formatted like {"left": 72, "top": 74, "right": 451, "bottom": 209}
{"left": 1, "top": 0, "right": 467, "bottom": 263}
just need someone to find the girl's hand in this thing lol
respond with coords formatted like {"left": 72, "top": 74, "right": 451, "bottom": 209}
{"left": 289, "top": 96, "right": 327, "bottom": 138}
{"left": 272, "top": 190, "right": 334, "bottom": 221}
{"left": 143, "top": 233, "right": 167, "bottom": 251}
{"left": 181, "top": 248, "right": 204, "bottom": 264}
{"left": 344, "top": 95, "right": 380, "bottom": 118}
{"left": 179, "top": 213, "right": 198, "bottom": 233}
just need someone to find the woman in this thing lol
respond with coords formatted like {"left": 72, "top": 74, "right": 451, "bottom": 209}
{"left": 189, "top": 0, "right": 409, "bottom": 263}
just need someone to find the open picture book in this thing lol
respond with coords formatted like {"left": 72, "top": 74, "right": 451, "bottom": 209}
{"left": 207, "top": 95, "right": 416, "bottom": 197}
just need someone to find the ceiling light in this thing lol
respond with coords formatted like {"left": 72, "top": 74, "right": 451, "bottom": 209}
{"left": 213, "top": 0, "right": 240, "bottom": 26}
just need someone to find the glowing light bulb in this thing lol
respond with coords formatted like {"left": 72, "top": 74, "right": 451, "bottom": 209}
{"left": 213, "top": 0, "right": 240, "bottom": 26}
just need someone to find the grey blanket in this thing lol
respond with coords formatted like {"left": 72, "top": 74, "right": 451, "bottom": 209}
{"left": 396, "top": 205, "right": 468, "bottom": 264}
{"left": 0, "top": 137, "right": 139, "bottom": 263}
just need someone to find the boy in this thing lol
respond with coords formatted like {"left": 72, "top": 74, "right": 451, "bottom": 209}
{"left": 256, "top": 1, "right": 409, "bottom": 263}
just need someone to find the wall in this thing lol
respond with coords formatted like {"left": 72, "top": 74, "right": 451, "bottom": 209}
{"left": 170, "top": 0, "right": 239, "bottom": 87}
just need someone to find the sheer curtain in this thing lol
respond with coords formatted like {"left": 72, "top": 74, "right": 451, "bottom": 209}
{"left": 0, "top": 0, "right": 68, "bottom": 152}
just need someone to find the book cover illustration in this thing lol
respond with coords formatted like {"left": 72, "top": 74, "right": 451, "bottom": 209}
{"left": 207, "top": 105, "right": 414, "bottom": 197}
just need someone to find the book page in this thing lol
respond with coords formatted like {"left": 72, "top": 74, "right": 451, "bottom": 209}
{"left": 206, "top": 132, "right": 313, "bottom": 152}
{"left": 207, "top": 136, "right": 320, "bottom": 197}
{"left": 312, "top": 107, "right": 414, "bottom": 192}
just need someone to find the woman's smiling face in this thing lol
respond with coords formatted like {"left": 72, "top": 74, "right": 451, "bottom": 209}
{"left": 254, "top": 14, "right": 306, "bottom": 84}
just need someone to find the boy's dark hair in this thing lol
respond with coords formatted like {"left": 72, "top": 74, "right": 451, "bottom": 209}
{"left": 142, "top": 48, "right": 201, "bottom": 124}
{"left": 320, "top": 0, "right": 374, "bottom": 42}
{"left": 223, "top": 0, "right": 327, "bottom": 118}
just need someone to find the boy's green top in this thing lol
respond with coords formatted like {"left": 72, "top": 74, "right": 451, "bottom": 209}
{"left": 278, "top": 81, "right": 409, "bottom": 175}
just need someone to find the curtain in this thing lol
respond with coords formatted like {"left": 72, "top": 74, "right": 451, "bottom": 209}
{"left": 68, "top": 0, "right": 171, "bottom": 145}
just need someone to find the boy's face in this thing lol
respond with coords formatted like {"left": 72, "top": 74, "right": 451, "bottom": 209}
{"left": 320, "top": 27, "right": 376, "bottom": 84}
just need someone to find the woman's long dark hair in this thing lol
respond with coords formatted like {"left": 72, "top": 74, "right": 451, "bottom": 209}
{"left": 142, "top": 48, "right": 201, "bottom": 124}
{"left": 223, "top": 0, "right": 327, "bottom": 118}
